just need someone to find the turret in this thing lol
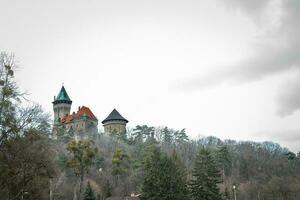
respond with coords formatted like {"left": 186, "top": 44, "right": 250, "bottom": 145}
{"left": 102, "top": 109, "right": 128, "bottom": 134}
{"left": 52, "top": 86, "right": 72, "bottom": 124}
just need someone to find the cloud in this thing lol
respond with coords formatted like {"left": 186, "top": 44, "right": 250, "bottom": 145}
{"left": 176, "top": 0, "right": 300, "bottom": 116}
{"left": 276, "top": 70, "right": 300, "bottom": 116}
{"left": 221, "top": 0, "right": 272, "bottom": 18}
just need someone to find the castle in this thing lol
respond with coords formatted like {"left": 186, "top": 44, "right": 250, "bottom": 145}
{"left": 52, "top": 86, "right": 128, "bottom": 138}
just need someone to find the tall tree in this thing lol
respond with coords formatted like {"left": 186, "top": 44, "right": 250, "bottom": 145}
{"left": 133, "top": 125, "right": 155, "bottom": 143}
{"left": 162, "top": 126, "right": 173, "bottom": 144}
{"left": 0, "top": 53, "right": 55, "bottom": 199}
{"left": 0, "top": 130, "right": 56, "bottom": 200}
{"left": 66, "top": 140, "right": 98, "bottom": 198}
{"left": 189, "top": 148, "right": 222, "bottom": 200}
{"left": 174, "top": 128, "right": 189, "bottom": 146}
{"left": 216, "top": 146, "right": 232, "bottom": 179}
{"left": 0, "top": 52, "right": 21, "bottom": 144}
{"left": 141, "top": 145, "right": 189, "bottom": 200}
{"left": 111, "top": 148, "right": 129, "bottom": 185}
{"left": 169, "top": 150, "right": 189, "bottom": 200}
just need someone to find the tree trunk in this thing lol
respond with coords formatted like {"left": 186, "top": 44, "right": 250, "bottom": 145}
{"left": 78, "top": 173, "right": 84, "bottom": 200}
{"left": 73, "top": 181, "right": 78, "bottom": 200}
{"left": 49, "top": 179, "right": 53, "bottom": 200}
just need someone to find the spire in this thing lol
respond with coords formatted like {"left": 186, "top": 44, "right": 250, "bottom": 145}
{"left": 102, "top": 108, "right": 128, "bottom": 124}
{"left": 53, "top": 86, "right": 72, "bottom": 104}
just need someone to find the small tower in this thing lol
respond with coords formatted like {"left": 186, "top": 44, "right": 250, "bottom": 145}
{"left": 52, "top": 86, "right": 72, "bottom": 125}
{"left": 102, "top": 109, "right": 128, "bottom": 134}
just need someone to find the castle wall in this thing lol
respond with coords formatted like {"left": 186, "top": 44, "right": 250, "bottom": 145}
{"left": 53, "top": 103, "right": 71, "bottom": 123}
{"left": 103, "top": 120, "right": 126, "bottom": 134}
{"left": 64, "top": 119, "right": 98, "bottom": 133}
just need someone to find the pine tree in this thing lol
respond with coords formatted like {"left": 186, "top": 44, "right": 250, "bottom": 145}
{"left": 216, "top": 146, "right": 232, "bottom": 179}
{"left": 141, "top": 145, "right": 189, "bottom": 200}
{"left": 189, "top": 148, "right": 222, "bottom": 200}
{"left": 141, "top": 145, "right": 164, "bottom": 200}
{"left": 168, "top": 150, "right": 189, "bottom": 200}
{"left": 83, "top": 182, "right": 96, "bottom": 200}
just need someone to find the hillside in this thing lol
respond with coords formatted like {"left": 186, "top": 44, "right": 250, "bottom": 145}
{"left": 1, "top": 52, "right": 300, "bottom": 200}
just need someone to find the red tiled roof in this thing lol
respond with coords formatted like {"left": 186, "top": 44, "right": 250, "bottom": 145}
{"left": 61, "top": 106, "right": 97, "bottom": 124}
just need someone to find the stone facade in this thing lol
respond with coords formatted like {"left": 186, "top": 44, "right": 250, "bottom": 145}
{"left": 52, "top": 86, "right": 128, "bottom": 138}
{"left": 102, "top": 109, "right": 128, "bottom": 135}
{"left": 53, "top": 103, "right": 71, "bottom": 124}
{"left": 103, "top": 120, "right": 127, "bottom": 134}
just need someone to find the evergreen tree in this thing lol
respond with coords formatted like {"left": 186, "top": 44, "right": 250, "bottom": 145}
{"left": 216, "top": 146, "right": 232, "bottom": 178}
{"left": 162, "top": 126, "right": 173, "bottom": 144}
{"left": 141, "top": 145, "right": 163, "bottom": 200}
{"left": 141, "top": 145, "right": 189, "bottom": 200}
{"left": 66, "top": 140, "right": 98, "bottom": 197}
{"left": 169, "top": 150, "right": 189, "bottom": 200}
{"left": 189, "top": 148, "right": 222, "bottom": 200}
{"left": 111, "top": 148, "right": 129, "bottom": 185}
{"left": 83, "top": 182, "right": 96, "bottom": 200}
{"left": 133, "top": 125, "right": 155, "bottom": 143}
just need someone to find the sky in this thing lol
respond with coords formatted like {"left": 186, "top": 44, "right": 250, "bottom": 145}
{"left": 1, "top": 0, "right": 299, "bottom": 152}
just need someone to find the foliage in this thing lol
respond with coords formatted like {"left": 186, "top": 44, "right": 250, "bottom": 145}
{"left": 83, "top": 182, "right": 96, "bottom": 200}
{"left": 141, "top": 145, "right": 189, "bottom": 200}
{"left": 1, "top": 52, "right": 300, "bottom": 199}
{"left": 56, "top": 126, "right": 74, "bottom": 143}
{"left": 189, "top": 148, "right": 222, "bottom": 200}
{"left": 66, "top": 139, "right": 98, "bottom": 196}
{"left": 0, "top": 132, "right": 56, "bottom": 199}
{"left": 132, "top": 125, "right": 155, "bottom": 143}
{"left": 111, "top": 148, "right": 129, "bottom": 177}
{"left": 0, "top": 52, "right": 55, "bottom": 199}
{"left": 0, "top": 52, "right": 21, "bottom": 144}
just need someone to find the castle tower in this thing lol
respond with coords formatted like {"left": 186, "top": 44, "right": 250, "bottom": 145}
{"left": 52, "top": 86, "right": 72, "bottom": 125}
{"left": 102, "top": 109, "right": 128, "bottom": 134}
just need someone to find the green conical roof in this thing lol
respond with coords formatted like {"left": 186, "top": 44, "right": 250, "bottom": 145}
{"left": 53, "top": 86, "right": 72, "bottom": 104}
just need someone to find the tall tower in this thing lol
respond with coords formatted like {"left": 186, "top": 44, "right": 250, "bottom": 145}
{"left": 52, "top": 86, "right": 72, "bottom": 125}
{"left": 102, "top": 109, "right": 128, "bottom": 134}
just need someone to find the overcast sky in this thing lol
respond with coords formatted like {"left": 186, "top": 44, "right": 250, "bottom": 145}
{"left": 1, "top": 0, "right": 299, "bottom": 151}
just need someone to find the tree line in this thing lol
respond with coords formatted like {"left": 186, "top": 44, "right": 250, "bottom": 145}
{"left": 1, "top": 52, "right": 300, "bottom": 200}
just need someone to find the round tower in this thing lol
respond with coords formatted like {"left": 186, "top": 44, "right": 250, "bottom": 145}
{"left": 102, "top": 109, "right": 128, "bottom": 134}
{"left": 52, "top": 86, "right": 72, "bottom": 125}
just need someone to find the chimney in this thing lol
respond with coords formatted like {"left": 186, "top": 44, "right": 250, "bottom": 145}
{"left": 78, "top": 106, "right": 81, "bottom": 111}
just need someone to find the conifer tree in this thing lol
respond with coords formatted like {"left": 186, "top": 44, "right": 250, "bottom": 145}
{"left": 141, "top": 145, "right": 189, "bottom": 200}
{"left": 83, "top": 182, "right": 96, "bottom": 200}
{"left": 168, "top": 150, "right": 189, "bottom": 200}
{"left": 66, "top": 140, "right": 98, "bottom": 197}
{"left": 189, "top": 148, "right": 222, "bottom": 200}
{"left": 141, "top": 145, "right": 163, "bottom": 200}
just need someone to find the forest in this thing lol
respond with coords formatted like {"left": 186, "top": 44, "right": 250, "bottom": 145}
{"left": 1, "top": 52, "right": 300, "bottom": 200}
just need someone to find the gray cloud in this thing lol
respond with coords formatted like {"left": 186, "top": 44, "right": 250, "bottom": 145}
{"left": 276, "top": 70, "right": 300, "bottom": 116}
{"left": 177, "top": 0, "right": 300, "bottom": 116}
{"left": 221, "top": 0, "right": 271, "bottom": 18}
